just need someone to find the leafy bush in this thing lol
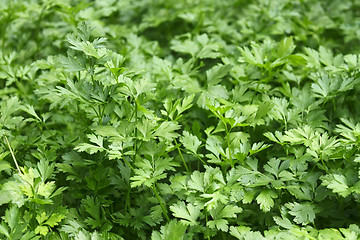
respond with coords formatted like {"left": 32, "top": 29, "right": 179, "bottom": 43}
{"left": 1, "top": 0, "right": 360, "bottom": 239}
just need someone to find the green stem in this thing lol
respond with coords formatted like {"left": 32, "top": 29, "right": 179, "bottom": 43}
{"left": 33, "top": 5, "right": 48, "bottom": 54}
{"left": 41, "top": 120, "right": 57, "bottom": 143}
{"left": 195, "top": 153, "right": 206, "bottom": 166}
{"left": 1, "top": 4, "right": 14, "bottom": 53}
{"left": 205, "top": 210, "right": 210, "bottom": 240}
{"left": 4, "top": 136, "right": 21, "bottom": 173}
{"left": 320, "top": 158, "right": 328, "bottom": 172}
{"left": 123, "top": 157, "right": 135, "bottom": 172}
{"left": 90, "top": 105, "right": 101, "bottom": 124}
{"left": 174, "top": 139, "right": 189, "bottom": 172}
{"left": 152, "top": 184, "right": 170, "bottom": 222}
{"left": 125, "top": 183, "right": 131, "bottom": 211}
{"left": 98, "top": 105, "right": 103, "bottom": 125}
{"left": 133, "top": 99, "right": 138, "bottom": 162}
{"left": 225, "top": 124, "right": 233, "bottom": 163}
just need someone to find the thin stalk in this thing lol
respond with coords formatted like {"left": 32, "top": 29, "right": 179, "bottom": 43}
{"left": 41, "top": 121, "right": 57, "bottom": 143}
{"left": 33, "top": 5, "right": 48, "bottom": 54}
{"left": 90, "top": 105, "right": 102, "bottom": 124}
{"left": 174, "top": 139, "right": 189, "bottom": 172}
{"left": 320, "top": 158, "right": 328, "bottom": 172}
{"left": 100, "top": 104, "right": 106, "bottom": 121}
{"left": 125, "top": 184, "right": 131, "bottom": 211}
{"left": 225, "top": 124, "right": 233, "bottom": 162}
{"left": 1, "top": 17, "right": 9, "bottom": 52}
{"left": 133, "top": 100, "right": 138, "bottom": 162}
{"left": 123, "top": 145, "right": 134, "bottom": 211}
{"left": 205, "top": 210, "right": 211, "bottom": 240}
{"left": 152, "top": 184, "right": 170, "bottom": 222}
{"left": 1, "top": 4, "right": 13, "bottom": 53}
{"left": 123, "top": 157, "right": 135, "bottom": 172}
{"left": 195, "top": 153, "right": 206, "bottom": 166}
{"left": 4, "top": 136, "right": 21, "bottom": 173}
{"left": 312, "top": 221, "right": 317, "bottom": 230}
{"left": 98, "top": 105, "right": 102, "bottom": 125}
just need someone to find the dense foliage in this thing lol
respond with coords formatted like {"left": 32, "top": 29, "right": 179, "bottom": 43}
{"left": 1, "top": 0, "right": 360, "bottom": 239}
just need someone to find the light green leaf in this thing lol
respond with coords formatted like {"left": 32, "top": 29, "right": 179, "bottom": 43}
{"left": 277, "top": 37, "right": 295, "bottom": 58}
{"left": 35, "top": 225, "right": 49, "bottom": 236}
{"left": 36, "top": 212, "right": 48, "bottom": 224}
{"left": 44, "top": 213, "right": 66, "bottom": 227}
{"left": 180, "top": 131, "right": 201, "bottom": 154}
{"left": 256, "top": 190, "right": 278, "bottom": 212}
{"left": 21, "top": 105, "right": 41, "bottom": 121}
{"left": 0, "top": 162, "right": 11, "bottom": 172}
{"left": 187, "top": 171, "right": 205, "bottom": 192}
{"left": 286, "top": 202, "right": 317, "bottom": 225}
{"left": 320, "top": 174, "right": 351, "bottom": 197}
{"left": 206, "top": 64, "right": 232, "bottom": 86}
{"left": 154, "top": 121, "right": 181, "bottom": 140}
{"left": 151, "top": 220, "right": 186, "bottom": 240}
{"left": 75, "top": 134, "right": 105, "bottom": 154}
{"left": 37, "top": 181, "right": 56, "bottom": 198}
{"left": 170, "top": 201, "right": 200, "bottom": 226}
{"left": 207, "top": 219, "right": 228, "bottom": 232}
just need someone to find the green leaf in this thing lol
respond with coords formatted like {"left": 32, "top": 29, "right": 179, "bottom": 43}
{"left": 0, "top": 97, "right": 23, "bottom": 129}
{"left": 319, "top": 46, "right": 334, "bottom": 66}
{"left": 45, "top": 213, "right": 66, "bottom": 227}
{"left": 277, "top": 37, "right": 295, "bottom": 58}
{"left": 230, "top": 226, "right": 266, "bottom": 240}
{"left": 206, "top": 64, "right": 232, "bottom": 86}
{"left": 1, "top": 181, "right": 25, "bottom": 207}
{"left": 318, "top": 228, "right": 346, "bottom": 240}
{"left": 179, "top": 131, "right": 201, "bottom": 154}
{"left": 187, "top": 171, "right": 205, "bottom": 192}
{"left": 37, "top": 158, "right": 55, "bottom": 183}
{"left": 4, "top": 206, "right": 19, "bottom": 230}
{"left": 170, "top": 201, "right": 200, "bottom": 226}
{"left": 215, "top": 205, "right": 242, "bottom": 219}
{"left": 131, "top": 157, "right": 177, "bottom": 188}
{"left": 171, "top": 38, "right": 199, "bottom": 57}
{"left": 21, "top": 104, "right": 41, "bottom": 121}
{"left": 239, "top": 44, "right": 263, "bottom": 66}
{"left": 207, "top": 219, "right": 228, "bottom": 232}
{"left": 320, "top": 174, "right": 351, "bottom": 197}
{"left": 0, "top": 162, "right": 11, "bottom": 172}
{"left": 207, "top": 204, "right": 242, "bottom": 232}
{"left": 154, "top": 121, "right": 181, "bottom": 140}
{"left": 36, "top": 212, "right": 48, "bottom": 224}
{"left": 273, "top": 216, "right": 294, "bottom": 229}
{"left": 151, "top": 220, "right": 187, "bottom": 240}
{"left": 35, "top": 225, "right": 49, "bottom": 236}
{"left": 255, "top": 101, "right": 273, "bottom": 119}
{"left": 196, "top": 34, "right": 221, "bottom": 59}
{"left": 176, "top": 94, "right": 195, "bottom": 116}
{"left": 75, "top": 134, "right": 105, "bottom": 154}
{"left": 0, "top": 223, "right": 10, "bottom": 238}
{"left": 202, "top": 191, "right": 229, "bottom": 210}
{"left": 57, "top": 55, "right": 86, "bottom": 72}
{"left": 256, "top": 189, "right": 278, "bottom": 212}
{"left": 311, "top": 72, "right": 339, "bottom": 99}
{"left": 286, "top": 202, "right": 318, "bottom": 225}
{"left": 137, "top": 118, "right": 156, "bottom": 141}
{"left": 37, "top": 181, "right": 56, "bottom": 198}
